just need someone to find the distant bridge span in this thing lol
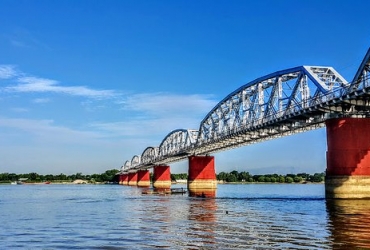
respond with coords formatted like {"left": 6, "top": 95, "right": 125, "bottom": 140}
{"left": 123, "top": 48, "right": 370, "bottom": 173}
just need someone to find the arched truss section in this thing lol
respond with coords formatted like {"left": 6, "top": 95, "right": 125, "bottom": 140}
{"left": 122, "top": 160, "right": 131, "bottom": 172}
{"left": 197, "top": 66, "right": 348, "bottom": 145}
{"left": 124, "top": 160, "right": 131, "bottom": 168}
{"left": 158, "top": 129, "right": 198, "bottom": 158}
{"left": 131, "top": 155, "right": 141, "bottom": 168}
{"left": 141, "top": 147, "right": 159, "bottom": 166}
{"left": 349, "top": 47, "right": 370, "bottom": 92}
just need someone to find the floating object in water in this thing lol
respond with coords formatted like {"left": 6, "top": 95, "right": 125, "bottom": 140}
{"left": 142, "top": 188, "right": 187, "bottom": 195}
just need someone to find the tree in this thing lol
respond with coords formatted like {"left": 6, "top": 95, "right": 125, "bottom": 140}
{"left": 226, "top": 174, "right": 237, "bottom": 182}
{"left": 217, "top": 172, "right": 228, "bottom": 181}
{"left": 297, "top": 173, "right": 309, "bottom": 180}
{"left": 294, "top": 176, "right": 303, "bottom": 183}
{"left": 57, "top": 173, "right": 67, "bottom": 180}
{"left": 44, "top": 174, "right": 55, "bottom": 181}
{"left": 29, "top": 172, "right": 39, "bottom": 181}
{"left": 311, "top": 173, "right": 325, "bottom": 182}
{"left": 238, "top": 171, "right": 250, "bottom": 182}
{"left": 285, "top": 177, "right": 294, "bottom": 183}
{"left": 278, "top": 176, "right": 285, "bottom": 183}
{"left": 258, "top": 176, "right": 266, "bottom": 182}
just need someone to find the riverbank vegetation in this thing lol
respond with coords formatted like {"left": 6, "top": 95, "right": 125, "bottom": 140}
{"left": 172, "top": 171, "right": 325, "bottom": 183}
{"left": 0, "top": 169, "right": 324, "bottom": 184}
{"left": 0, "top": 169, "right": 120, "bottom": 184}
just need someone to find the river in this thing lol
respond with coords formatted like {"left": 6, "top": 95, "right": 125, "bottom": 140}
{"left": 1, "top": 183, "right": 370, "bottom": 249}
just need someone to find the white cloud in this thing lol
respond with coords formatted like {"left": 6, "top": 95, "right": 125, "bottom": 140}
{"left": 10, "top": 39, "right": 29, "bottom": 48}
{"left": 11, "top": 107, "right": 28, "bottom": 113}
{"left": 5, "top": 76, "right": 116, "bottom": 99}
{"left": 0, "top": 116, "right": 169, "bottom": 174}
{"left": 0, "top": 117, "right": 100, "bottom": 144}
{"left": 90, "top": 93, "right": 218, "bottom": 153}
{"left": 6, "top": 29, "right": 51, "bottom": 50}
{"left": 0, "top": 67, "right": 220, "bottom": 173}
{"left": 0, "top": 65, "right": 17, "bottom": 79}
{"left": 32, "top": 98, "right": 50, "bottom": 103}
{"left": 0, "top": 65, "right": 117, "bottom": 99}
{"left": 119, "top": 92, "right": 216, "bottom": 117}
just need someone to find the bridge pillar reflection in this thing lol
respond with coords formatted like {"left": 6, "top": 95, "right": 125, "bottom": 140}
{"left": 128, "top": 172, "right": 138, "bottom": 186}
{"left": 137, "top": 170, "right": 151, "bottom": 187}
{"left": 188, "top": 156, "right": 217, "bottom": 197}
{"left": 153, "top": 165, "right": 171, "bottom": 189}
{"left": 326, "top": 118, "right": 370, "bottom": 198}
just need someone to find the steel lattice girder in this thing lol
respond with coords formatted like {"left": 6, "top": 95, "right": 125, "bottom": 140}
{"left": 125, "top": 48, "right": 370, "bottom": 171}
{"left": 158, "top": 129, "right": 198, "bottom": 157}
{"left": 197, "top": 66, "right": 347, "bottom": 146}
{"left": 141, "top": 147, "right": 159, "bottom": 166}
{"left": 349, "top": 47, "right": 370, "bottom": 92}
{"left": 130, "top": 129, "right": 199, "bottom": 169}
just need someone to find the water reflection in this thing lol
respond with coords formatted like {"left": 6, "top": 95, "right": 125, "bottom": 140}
{"left": 188, "top": 188, "right": 217, "bottom": 198}
{"left": 186, "top": 198, "right": 217, "bottom": 248}
{"left": 326, "top": 199, "right": 370, "bottom": 248}
{"left": 6, "top": 184, "right": 369, "bottom": 249}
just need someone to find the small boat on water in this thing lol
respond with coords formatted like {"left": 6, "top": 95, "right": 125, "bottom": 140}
{"left": 10, "top": 181, "right": 24, "bottom": 185}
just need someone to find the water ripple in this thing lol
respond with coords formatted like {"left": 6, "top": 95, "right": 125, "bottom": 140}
{"left": 1, "top": 184, "right": 370, "bottom": 249}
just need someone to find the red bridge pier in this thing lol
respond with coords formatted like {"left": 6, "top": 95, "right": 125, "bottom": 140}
{"left": 326, "top": 118, "right": 370, "bottom": 198}
{"left": 188, "top": 155, "right": 217, "bottom": 197}
{"left": 137, "top": 170, "right": 150, "bottom": 187}
{"left": 119, "top": 173, "right": 128, "bottom": 185}
{"left": 122, "top": 173, "right": 129, "bottom": 185}
{"left": 153, "top": 165, "right": 171, "bottom": 189}
{"left": 128, "top": 172, "right": 138, "bottom": 186}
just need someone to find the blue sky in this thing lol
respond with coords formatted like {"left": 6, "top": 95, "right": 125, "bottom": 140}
{"left": 0, "top": 0, "right": 369, "bottom": 175}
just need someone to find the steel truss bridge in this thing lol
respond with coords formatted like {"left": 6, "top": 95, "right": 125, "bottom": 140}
{"left": 123, "top": 48, "right": 370, "bottom": 172}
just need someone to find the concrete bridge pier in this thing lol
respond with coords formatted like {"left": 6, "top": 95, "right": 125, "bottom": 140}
{"left": 128, "top": 172, "right": 138, "bottom": 186}
{"left": 153, "top": 165, "right": 171, "bottom": 189}
{"left": 188, "top": 155, "right": 217, "bottom": 197}
{"left": 122, "top": 173, "right": 128, "bottom": 185}
{"left": 325, "top": 118, "right": 370, "bottom": 199}
{"left": 137, "top": 170, "right": 150, "bottom": 187}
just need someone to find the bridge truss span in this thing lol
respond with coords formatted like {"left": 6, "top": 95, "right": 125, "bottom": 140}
{"left": 194, "top": 66, "right": 349, "bottom": 155}
{"left": 140, "top": 147, "right": 159, "bottom": 167}
{"left": 156, "top": 129, "right": 199, "bottom": 164}
{"left": 122, "top": 48, "right": 370, "bottom": 171}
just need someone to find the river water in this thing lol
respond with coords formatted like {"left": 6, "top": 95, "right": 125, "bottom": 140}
{"left": 1, "top": 183, "right": 370, "bottom": 249}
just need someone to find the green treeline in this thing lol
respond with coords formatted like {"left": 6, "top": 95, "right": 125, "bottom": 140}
{"left": 172, "top": 171, "right": 325, "bottom": 183}
{"left": 0, "top": 169, "right": 120, "bottom": 183}
{"left": 1, "top": 169, "right": 325, "bottom": 184}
